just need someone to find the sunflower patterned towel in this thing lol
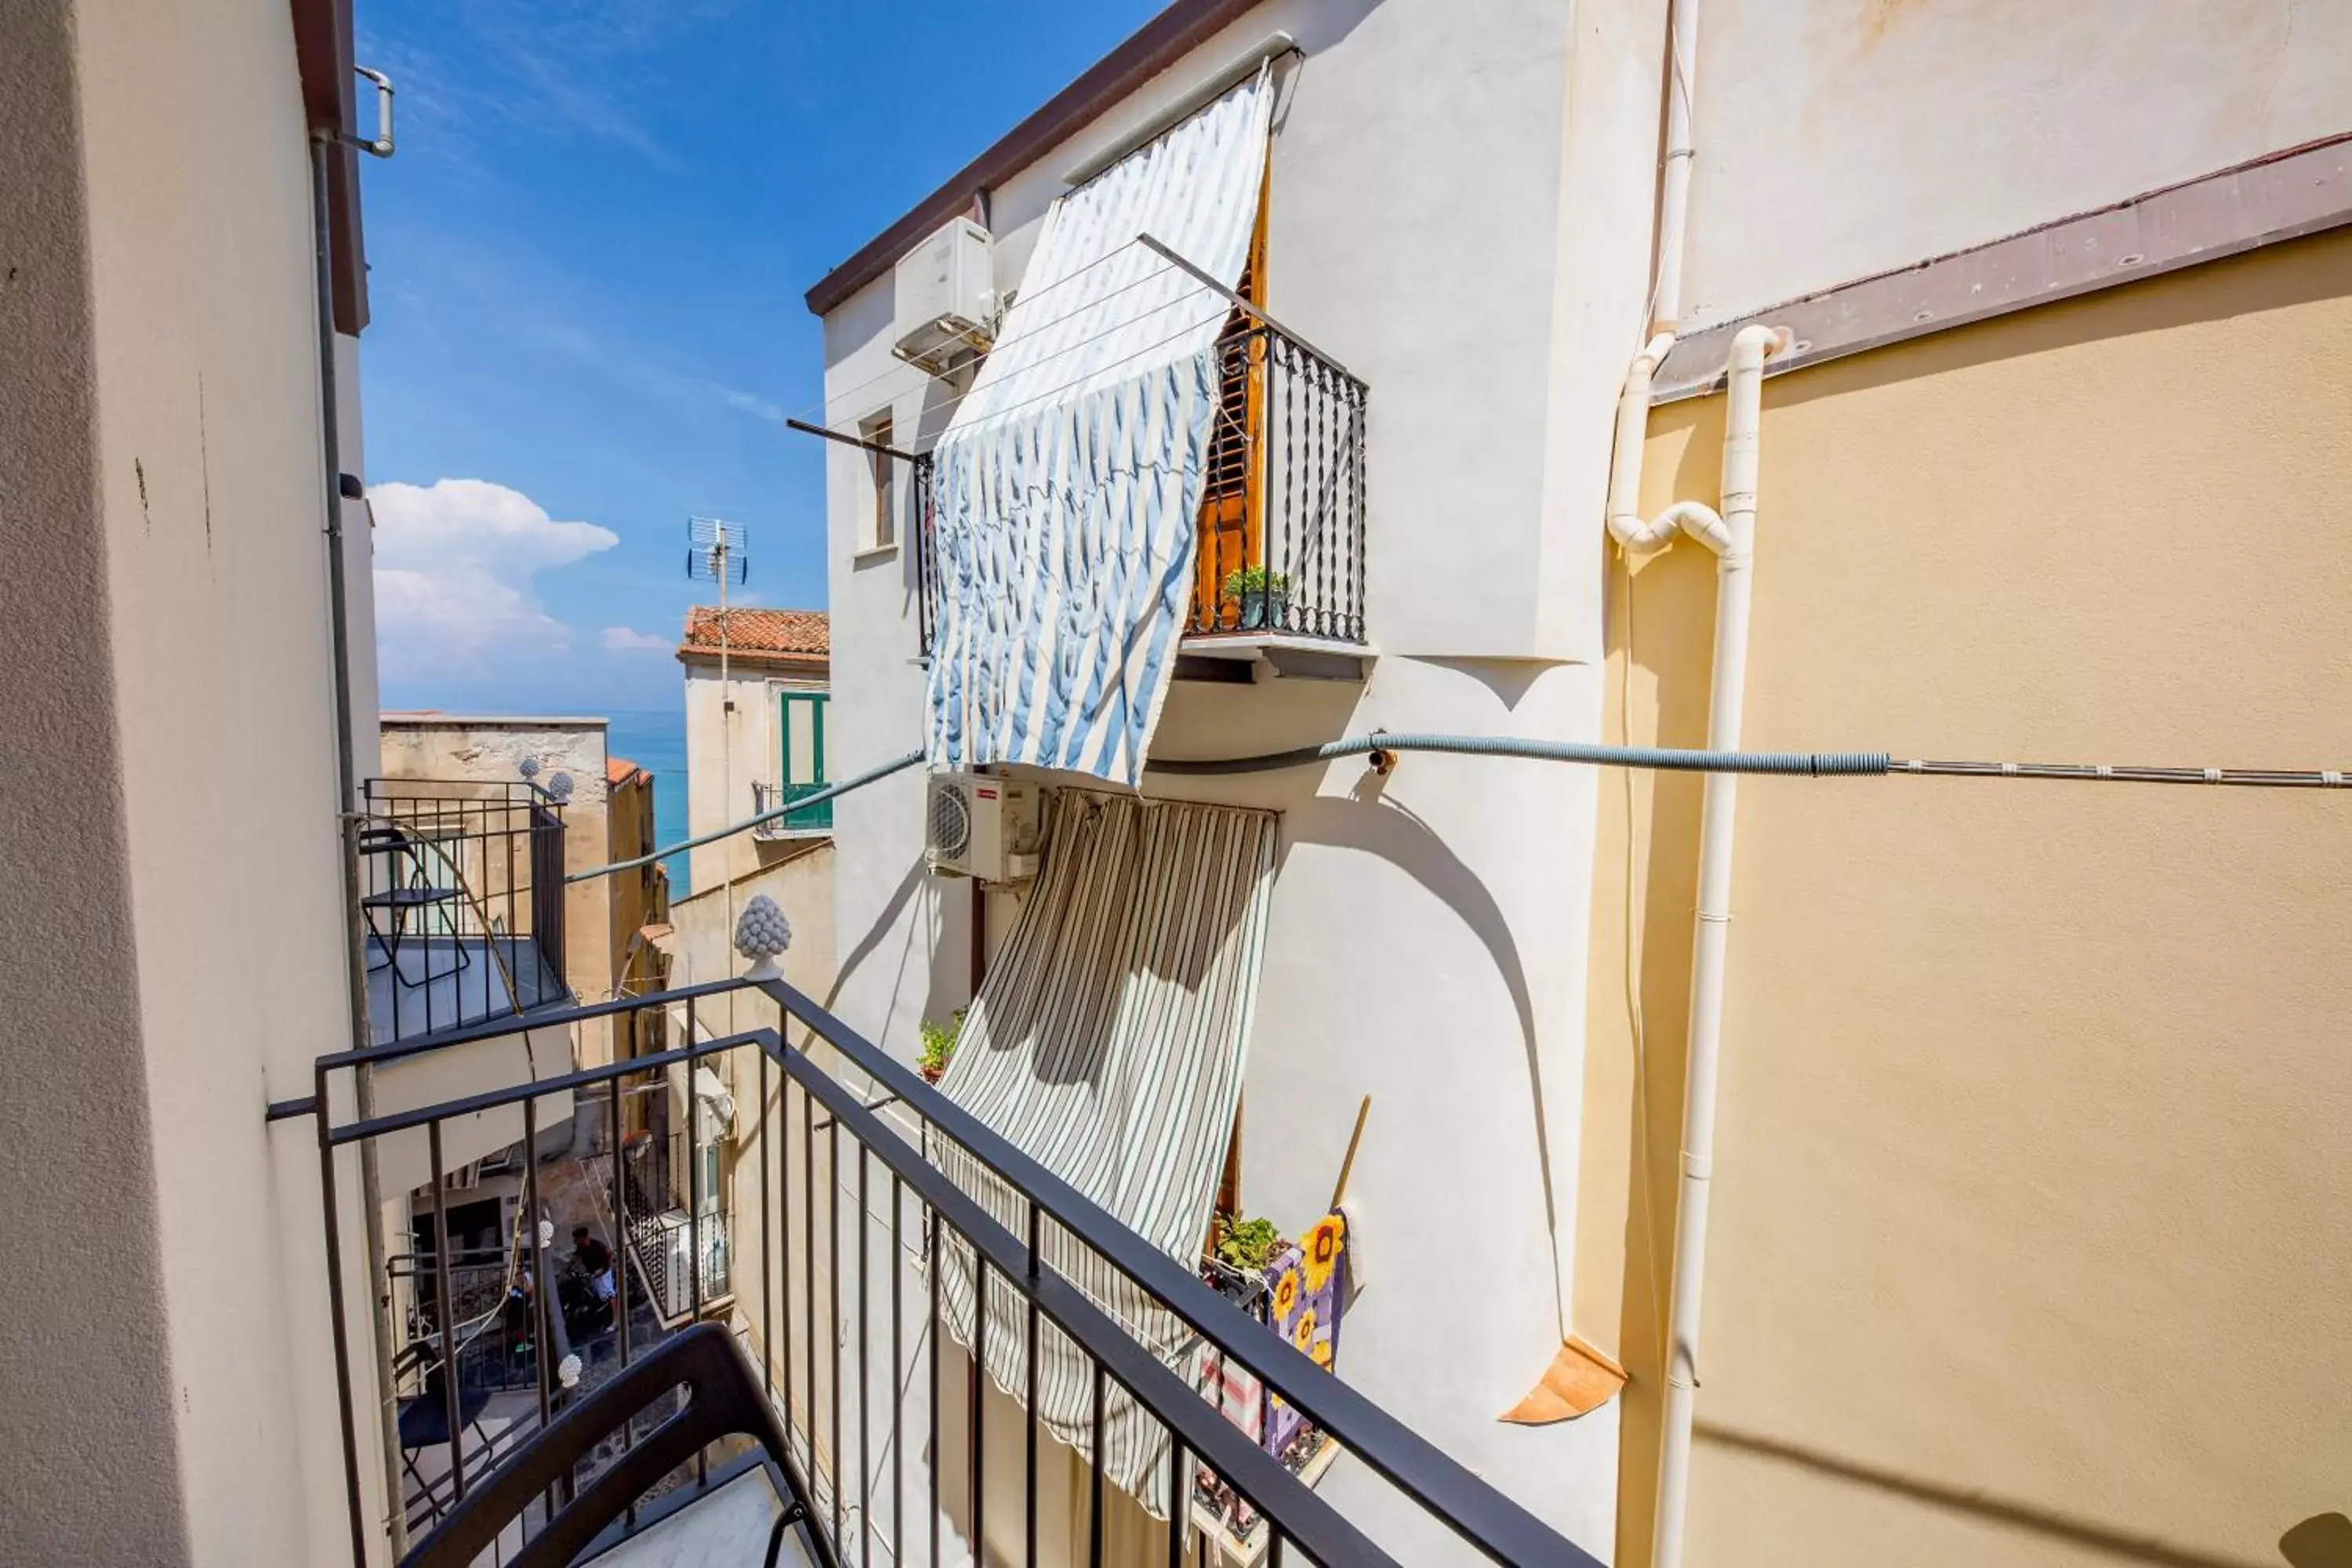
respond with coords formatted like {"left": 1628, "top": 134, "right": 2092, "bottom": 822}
{"left": 1259, "top": 1212, "right": 1347, "bottom": 1458}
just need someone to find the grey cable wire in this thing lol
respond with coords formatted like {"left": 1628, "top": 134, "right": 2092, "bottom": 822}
{"left": 1146, "top": 733, "right": 1891, "bottom": 778}
{"left": 567, "top": 730, "right": 2350, "bottom": 889}
{"left": 1146, "top": 732, "right": 2352, "bottom": 788}
{"left": 565, "top": 748, "right": 924, "bottom": 884}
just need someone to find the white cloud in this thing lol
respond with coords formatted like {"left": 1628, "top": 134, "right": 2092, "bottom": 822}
{"left": 371, "top": 478, "right": 617, "bottom": 679}
{"left": 600, "top": 625, "right": 672, "bottom": 652}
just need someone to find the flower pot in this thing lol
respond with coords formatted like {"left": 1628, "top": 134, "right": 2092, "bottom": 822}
{"left": 920, "top": 1062, "right": 946, "bottom": 1086}
{"left": 1235, "top": 590, "right": 1289, "bottom": 631}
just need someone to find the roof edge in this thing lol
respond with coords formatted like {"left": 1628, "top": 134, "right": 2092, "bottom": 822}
{"left": 803, "top": 0, "right": 1261, "bottom": 318}
{"left": 676, "top": 644, "right": 830, "bottom": 671}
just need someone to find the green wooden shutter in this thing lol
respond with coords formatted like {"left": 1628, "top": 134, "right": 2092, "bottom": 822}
{"left": 778, "top": 690, "right": 831, "bottom": 831}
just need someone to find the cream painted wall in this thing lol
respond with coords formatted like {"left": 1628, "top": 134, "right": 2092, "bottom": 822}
{"left": 683, "top": 658, "right": 829, "bottom": 892}
{"left": 1581, "top": 230, "right": 2352, "bottom": 1566}
{"left": 7, "top": 0, "right": 397, "bottom": 1560}
{"left": 1678, "top": 0, "right": 2352, "bottom": 329}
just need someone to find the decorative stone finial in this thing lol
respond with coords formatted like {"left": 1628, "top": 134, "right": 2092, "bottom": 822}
{"left": 735, "top": 895, "right": 791, "bottom": 981}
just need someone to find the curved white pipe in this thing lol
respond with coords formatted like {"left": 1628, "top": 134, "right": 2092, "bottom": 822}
{"left": 1606, "top": 331, "right": 1728, "bottom": 557}
{"left": 1653, "top": 321, "right": 1786, "bottom": 1568}
{"left": 1616, "top": 498, "right": 1729, "bottom": 559}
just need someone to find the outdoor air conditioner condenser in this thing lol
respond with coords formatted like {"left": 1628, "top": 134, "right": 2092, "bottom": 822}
{"left": 926, "top": 772, "right": 1042, "bottom": 884}
{"left": 892, "top": 216, "right": 996, "bottom": 371}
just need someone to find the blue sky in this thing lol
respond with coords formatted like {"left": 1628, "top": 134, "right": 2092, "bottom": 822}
{"left": 358, "top": 0, "right": 1163, "bottom": 713}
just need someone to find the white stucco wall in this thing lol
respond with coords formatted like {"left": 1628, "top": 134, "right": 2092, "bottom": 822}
{"left": 1677, "top": 0, "right": 2352, "bottom": 328}
{"left": 816, "top": 1, "right": 1678, "bottom": 1557}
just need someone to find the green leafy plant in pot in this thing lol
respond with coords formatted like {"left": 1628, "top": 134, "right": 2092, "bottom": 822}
{"left": 918, "top": 1008, "right": 965, "bottom": 1085}
{"left": 1220, "top": 565, "right": 1290, "bottom": 631}
{"left": 1212, "top": 1214, "right": 1281, "bottom": 1273}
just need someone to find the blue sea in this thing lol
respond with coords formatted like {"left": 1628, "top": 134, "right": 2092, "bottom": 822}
{"left": 604, "top": 708, "right": 692, "bottom": 896}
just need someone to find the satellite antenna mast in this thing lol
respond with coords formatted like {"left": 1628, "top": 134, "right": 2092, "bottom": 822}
{"left": 688, "top": 517, "right": 750, "bottom": 968}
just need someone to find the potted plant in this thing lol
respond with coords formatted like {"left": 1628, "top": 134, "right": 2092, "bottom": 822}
{"left": 918, "top": 1008, "right": 964, "bottom": 1085}
{"left": 1214, "top": 1214, "right": 1279, "bottom": 1270}
{"left": 1219, "top": 565, "right": 1290, "bottom": 630}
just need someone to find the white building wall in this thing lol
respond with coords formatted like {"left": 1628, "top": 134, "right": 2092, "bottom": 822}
{"left": 819, "top": 1, "right": 1674, "bottom": 1558}
{"left": 1677, "top": 0, "right": 2352, "bottom": 329}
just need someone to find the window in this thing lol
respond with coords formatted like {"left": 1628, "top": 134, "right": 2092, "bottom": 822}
{"left": 862, "top": 411, "right": 895, "bottom": 550}
{"left": 777, "top": 688, "right": 831, "bottom": 833}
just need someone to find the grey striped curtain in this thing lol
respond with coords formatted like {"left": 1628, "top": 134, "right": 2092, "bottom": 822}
{"left": 932, "top": 792, "right": 1278, "bottom": 1511}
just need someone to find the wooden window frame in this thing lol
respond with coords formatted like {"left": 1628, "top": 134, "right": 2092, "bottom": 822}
{"left": 1191, "top": 151, "right": 1272, "bottom": 633}
{"left": 860, "top": 410, "right": 897, "bottom": 552}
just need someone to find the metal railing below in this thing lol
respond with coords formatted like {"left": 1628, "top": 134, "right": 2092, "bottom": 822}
{"left": 303, "top": 978, "right": 1598, "bottom": 1568}
{"left": 750, "top": 778, "right": 834, "bottom": 838}
{"left": 358, "top": 778, "right": 568, "bottom": 1043}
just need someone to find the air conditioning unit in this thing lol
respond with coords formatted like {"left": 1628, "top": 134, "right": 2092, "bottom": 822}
{"left": 892, "top": 217, "right": 996, "bottom": 373}
{"left": 926, "top": 772, "right": 1043, "bottom": 883}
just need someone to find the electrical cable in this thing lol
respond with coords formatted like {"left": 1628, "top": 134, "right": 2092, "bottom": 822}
{"left": 1149, "top": 734, "right": 1891, "bottom": 778}
{"left": 564, "top": 748, "right": 924, "bottom": 884}
{"left": 569, "top": 728, "right": 2348, "bottom": 891}
{"left": 1145, "top": 733, "right": 2352, "bottom": 787}
{"left": 793, "top": 245, "right": 1207, "bottom": 437}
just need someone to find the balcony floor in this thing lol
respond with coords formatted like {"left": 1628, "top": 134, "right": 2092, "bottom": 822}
{"left": 365, "top": 934, "right": 569, "bottom": 1044}
{"left": 1177, "top": 629, "right": 1375, "bottom": 682}
{"left": 588, "top": 1466, "right": 815, "bottom": 1568}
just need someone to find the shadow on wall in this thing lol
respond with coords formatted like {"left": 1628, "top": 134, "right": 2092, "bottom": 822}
{"left": 1266, "top": 768, "right": 1563, "bottom": 1330}
{"left": 825, "top": 853, "right": 969, "bottom": 1047}
{"left": 2282, "top": 1515, "right": 2352, "bottom": 1568}
{"left": 1697, "top": 1421, "right": 2336, "bottom": 1568}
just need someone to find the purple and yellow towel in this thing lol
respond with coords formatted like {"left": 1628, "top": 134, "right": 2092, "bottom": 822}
{"left": 1258, "top": 1212, "right": 1346, "bottom": 1457}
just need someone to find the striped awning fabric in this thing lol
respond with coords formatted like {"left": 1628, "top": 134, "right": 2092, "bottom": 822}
{"left": 925, "top": 66, "right": 1275, "bottom": 787}
{"left": 932, "top": 791, "right": 1278, "bottom": 1510}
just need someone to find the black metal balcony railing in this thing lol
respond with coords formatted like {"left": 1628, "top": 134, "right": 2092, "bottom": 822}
{"left": 1187, "top": 320, "right": 1368, "bottom": 644}
{"left": 909, "top": 316, "right": 1368, "bottom": 662}
{"left": 296, "top": 978, "right": 1596, "bottom": 1567}
{"left": 621, "top": 1128, "right": 734, "bottom": 1323}
{"left": 914, "top": 456, "right": 940, "bottom": 662}
{"left": 752, "top": 777, "right": 834, "bottom": 837}
{"left": 357, "top": 779, "right": 568, "bottom": 1043}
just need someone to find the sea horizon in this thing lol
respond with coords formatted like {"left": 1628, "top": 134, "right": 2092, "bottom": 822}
{"left": 603, "top": 706, "right": 691, "bottom": 896}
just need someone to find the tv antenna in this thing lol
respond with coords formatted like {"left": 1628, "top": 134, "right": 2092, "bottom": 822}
{"left": 688, "top": 517, "right": 750, "bottom": 953}
{"left": 686, "top": 516, "right": 748, "bottom": 587}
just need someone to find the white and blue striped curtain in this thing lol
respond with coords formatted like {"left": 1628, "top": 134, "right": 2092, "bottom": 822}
{"left": 932, "top": 792, "right": 1279, "bottom": 1510}
{"left": 927, "top": 67, "right": 1274, "bottom": 787}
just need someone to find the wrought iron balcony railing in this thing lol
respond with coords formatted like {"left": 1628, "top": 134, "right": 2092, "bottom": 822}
{"left": 357, "top": 778, "right": 568, "bottom": 1043}
{"left": 908, "top": 315, "right": 1368, "bottom": 662}
{"left": 752, "top": 778, "right": 834, "bottom": 838}
{"left": 292, "top": 978, "right": 1595, "bottom": 1567}
{"left": 1186, "top": 319, "right": 1368, "bottom": 645}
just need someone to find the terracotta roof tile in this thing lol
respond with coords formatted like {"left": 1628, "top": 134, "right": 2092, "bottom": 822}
{"left": 681, "top": 606, "right": 829, "bottom": 659}
{"left": 607, "top": 755, "right": 644, "bottom": 787}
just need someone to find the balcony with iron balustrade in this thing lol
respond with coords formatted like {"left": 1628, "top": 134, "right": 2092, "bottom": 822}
{"left": 911, "top": 310, "right": 1370, "bottom": 689}
{"left": 296, "top": 978, "right": 1598, "bottom": 1568}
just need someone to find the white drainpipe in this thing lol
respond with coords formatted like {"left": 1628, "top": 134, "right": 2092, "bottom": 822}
{"left": 1612, "top": 322, "right": 1787, "bottom": 1568}
{"left": 1652, "top": 0, "right": 1701, "bottom": 332}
